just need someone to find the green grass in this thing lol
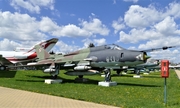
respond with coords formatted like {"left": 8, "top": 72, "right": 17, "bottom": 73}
{"left": 0, "top": 69, "right": 180, "bottom": 108}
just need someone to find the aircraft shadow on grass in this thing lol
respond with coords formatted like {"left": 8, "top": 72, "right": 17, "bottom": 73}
{"left": 111, "top": 74, "right": 134, "bottom": 77}
{"left": 62, "top": 78, "right": 99, "bottom": 85}
{"left": 15, "top": 75, "right": 47, "bottom": 82}
{"left": 142, "top": 75, "right": 162, "bottom": 78}
{"left": 117, "top": 82, "right": 161, "bottom": 87}
{"left": 25, "top": 75, "right": 55, "bottom": 79}
{"left": 15, "top": 75, "right": 161, "bottom": 87}
{"left": 16, "top": 79, "right": 44, "bottom": 83}
{"left": 18, "top": 75, "right": 100, "bottom": 85}
{"left": 112, "top": 74, "right": 162, "bottom": 79}
{"left": 0, "top": 71, "right": 17, "bottom": 78}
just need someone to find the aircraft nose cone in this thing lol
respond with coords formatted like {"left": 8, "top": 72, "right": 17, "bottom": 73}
{"left": 144, "top": 54, "right": 151, "bottom": 60}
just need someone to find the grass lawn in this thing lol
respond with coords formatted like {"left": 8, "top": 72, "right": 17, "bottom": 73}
{"left": 0, "top": 69, "right": 180, "bottom": 108}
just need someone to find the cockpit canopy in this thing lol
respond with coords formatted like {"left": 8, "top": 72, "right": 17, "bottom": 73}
{"left": 105, "top": 44, "right": 125, "bottom": 50}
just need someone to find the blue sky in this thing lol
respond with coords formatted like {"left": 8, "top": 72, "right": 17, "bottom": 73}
{"left": 1, "top": 0, "right": 180, "bottom": 63}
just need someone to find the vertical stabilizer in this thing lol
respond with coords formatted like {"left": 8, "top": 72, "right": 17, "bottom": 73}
{"left": 39, "top": 38, "right": 58, "bottom": 52}
{"left": 16, "top": 38, "right": 58, "bottom": 53}
{"left": 34, "top": 45, "right": 51, "bottom": 61}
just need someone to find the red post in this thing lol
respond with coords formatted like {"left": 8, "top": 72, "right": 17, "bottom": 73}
{"left": 161, "top": 60, "right": 169, "bottom": 78}
{"left": 161, "top": 60, "right": 169, "bottom": 106}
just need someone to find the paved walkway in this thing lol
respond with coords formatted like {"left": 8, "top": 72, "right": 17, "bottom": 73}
{"left": 0, "top": 86, "right": 119, "bottom": 108}
{"left": 175, "top": 70, "right": 180, "bottom": 80}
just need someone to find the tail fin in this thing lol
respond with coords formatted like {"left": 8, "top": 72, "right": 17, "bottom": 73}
{"left": 16, "top": 38, "right": 58, "bottom": 53}
{"left": 38, "top": 38, "right": 58, "bottom": 52}
{"left": 34, "top": 45, "right": 51, "bottom": 61}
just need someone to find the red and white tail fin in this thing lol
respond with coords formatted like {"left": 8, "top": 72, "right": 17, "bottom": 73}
{"left": 15, "top": 38, "right": 58, "bottom": 53}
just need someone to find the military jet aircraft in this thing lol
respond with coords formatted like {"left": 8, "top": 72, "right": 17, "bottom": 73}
{"left": 27, "top": 43, "right": 176, "bottom": 82}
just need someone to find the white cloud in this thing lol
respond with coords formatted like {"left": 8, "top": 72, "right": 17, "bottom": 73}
{"left": 124, "top": 5, "right": 161, "bottom": 28}
{"left": 138, "top": 37, "right": 180, "bottom": 50}
{"left": 0, "top": 38, "right": 40, "bottom": 51}
{"left": 119, "top": 16, "right": 180, "bottom": 43}
{"left": 51, "top": 17, "right": 110, "bottom": 37}
{"left": 0, "top": 11, "right": 110, "bottom": 44}
{"left": 52, "top": 24, "right": 92, "bottom": 37}
{"left": 54, "top": 41, "right": 80, "bottom": 53}
{"left": 154, "top": 16, "right": 180, "bottom": 36}
{"left": 38, "top": 17, "right": 92, "bottom": 37}
{"left": 39, "top": 17, "right": 110, "bottom": 37}
{"left": 124, "top": 2, "right": 180, "bottom": 28}
{"left": 80, "top": 18, "right": 110, "bottom": 36}
{"left": 10, "top": 0, "right": 54, "bottom": 14}
{"left": 82, "top": 38, "right": 106, "bottom": 48}
{"left": 0, "top": 11, "right": 46, "bottom": 41}
{"left": 119, "top": 28, "right": 161, "bottom": 43}
{"left": 112, "top": 17, "right": 125, "bottom": 34}
{"left": 93, "top": 38, "right": 106, "bottom": 46}
{"left": 119, "top": 2, "right": 180, "bottom": 44}
{"left": 164, "top": 2, "right": 180, "bottom": 19}
{"left": 39, "top": 17, "right": 58, "bottom": 32}
{"left": 0, "top": 38, "right": 21, "bottom": 50}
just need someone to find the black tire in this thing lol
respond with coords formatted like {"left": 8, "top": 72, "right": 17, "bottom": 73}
{"left": 52, "top": 75, "right": 58, "bottom": 79}
{"left": 78, "top": 75, "right": 83, "bottom": 78}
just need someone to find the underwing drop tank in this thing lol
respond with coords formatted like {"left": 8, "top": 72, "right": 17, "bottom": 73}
{"left": 43, "top": 68, "right": 56, "bottom": 73}
{"left": 65, "top": 70, "right": 99, "bottom": 76}
{"left": 74, "top": 66, "right": 91, "bottom": 71}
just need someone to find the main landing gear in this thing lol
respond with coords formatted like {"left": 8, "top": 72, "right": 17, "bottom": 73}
{"left": 50, "top": 64, "right": 60, "bottom": 79}
{"left": 104, "top": 69, "right": 111, "bottom": 82}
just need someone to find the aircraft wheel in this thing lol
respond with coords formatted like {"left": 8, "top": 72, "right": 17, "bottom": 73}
{"left": 136, "top": 70, "right": 140, "bottom": 75}
{"left": 104, "top": 69, "right": 111, "bottom": 82}
{"left": 116, "top": 70, "right": 121, "bottom": 75}
{"left": 51, "top": 75, "right": 58, "bottom": 79}
{"left": 0, "top": 66, "right": 6, "bottom": 70}
{"left": 124, "top": 70, "right": 127, "bottom": 73}
{"left": 78, "top": 75, "right": 83, "bottom": 78}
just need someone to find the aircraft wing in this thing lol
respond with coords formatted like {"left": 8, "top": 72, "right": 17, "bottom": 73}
{"left": 27, "top": 60, "right": 76, "bottom": 67}
{"left": 140, "top": 45, "right": 177, "bottom": 52}
{"left": 27, "top": 60, "right": 54, "bottom": 66}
